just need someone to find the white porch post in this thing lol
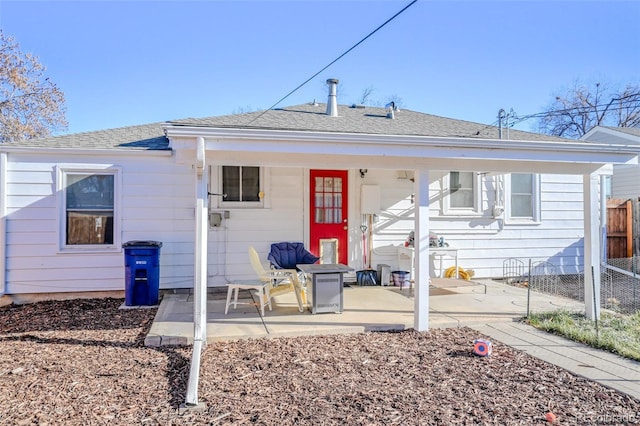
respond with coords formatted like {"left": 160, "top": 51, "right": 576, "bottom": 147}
{"left": 414, "top": 168, "right": 430, "bottom": 331}
{"left": 600, "top": 175, "right": 608, "bottom": 262}
{"left": 583, "top": 172, "right": 601, "bottom": 320}
{"left": 184, "top": 136, "right": 208, "bottom": 408}
{"left": 193, "top": 137, "right": 209, "bottom": 342}
{"left": 193, "top": 136, "right": 208, "bottom": 341}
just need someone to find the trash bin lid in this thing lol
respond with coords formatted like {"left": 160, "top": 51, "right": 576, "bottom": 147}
{"left": 122, "top": 240, "right": 163, "bottom": 248}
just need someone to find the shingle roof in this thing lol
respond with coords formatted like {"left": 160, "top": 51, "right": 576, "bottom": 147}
{"left": 171, "top": 103, "right": 569, "bottom": 142}
{"left": 8, "top": 103, "right": 569, "bottom": 150}
{"left": 9, "top": 121, "right": 170, "bottom": 150}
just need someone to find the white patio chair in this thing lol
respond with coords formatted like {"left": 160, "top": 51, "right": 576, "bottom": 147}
{"left": 249, "top": 246, "right": 305, "bottom": 312}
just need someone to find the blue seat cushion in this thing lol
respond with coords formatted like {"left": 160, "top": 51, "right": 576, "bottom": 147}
{"left": 268, "top": 242, "right": 320, "bottom": 270}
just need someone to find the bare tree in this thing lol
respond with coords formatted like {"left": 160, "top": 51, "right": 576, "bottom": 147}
{"left": 0, "top": 31, "right": 67, "bottom": 143}
{"left": 536, "top": 80, "right": 640, "bottom": 139}
{"left": 358, "top": 85, "right": 375, "bottom": 105}
{"left": 231, "top": 105, "right": 258, "bottom": 114}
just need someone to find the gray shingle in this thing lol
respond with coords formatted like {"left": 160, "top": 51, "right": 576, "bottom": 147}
{"left": 6, "top": 122, "right": 170, "bottom": 150}
{"left": 172, "top": 103, "right": 570, "bottom": 142}
{"left": 9, "top": 103, "right": 571, "bottom": 150}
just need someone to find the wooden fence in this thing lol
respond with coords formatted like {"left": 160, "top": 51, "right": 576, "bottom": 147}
{"left": 607, "top": 198, "right": 640, "bottom": 259}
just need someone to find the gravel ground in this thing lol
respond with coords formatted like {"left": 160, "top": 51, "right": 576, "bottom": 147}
{"left": 1, "top": 297, "right": 639, "bottom": 425}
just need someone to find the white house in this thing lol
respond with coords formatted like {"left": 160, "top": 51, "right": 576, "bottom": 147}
{"left": 583, "top": 126, "right": 640, "bottom": 200}
{"left": 1, "top": 80, "right": 638, "bottom": 334}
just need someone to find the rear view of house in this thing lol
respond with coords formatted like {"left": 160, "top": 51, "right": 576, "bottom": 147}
{"left": 1, "top": 81, "right": 636, "bottom": 331}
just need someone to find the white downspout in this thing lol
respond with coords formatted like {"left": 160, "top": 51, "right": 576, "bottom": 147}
{"left": 414, "top": 168, "right": 430, "bottom": 331}
{"left": 0, "top": 152, "right": 6, "bottom": 297}
{"left": 183, "top": 136, "right": 208, "bottom": 410}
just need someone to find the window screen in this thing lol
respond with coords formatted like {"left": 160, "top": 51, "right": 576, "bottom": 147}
{"left": 66, "top": 174, "right": 114, "bottom": 245}
{"left": 450, "top": 171, "right": 474, "bottom": 208}
{"left": 222, "top": 166, "right": 260, "bottom": 202}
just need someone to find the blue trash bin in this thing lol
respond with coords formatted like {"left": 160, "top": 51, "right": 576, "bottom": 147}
{"left": 123, "top": 240, "right": 162, "bottom": 306}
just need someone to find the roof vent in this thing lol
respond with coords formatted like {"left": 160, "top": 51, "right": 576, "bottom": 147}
{"left": 326, "top": 78, "right": 339, "bottom": 117}
{"left": 385, "top": 101, "right": 399, "bottom": 119}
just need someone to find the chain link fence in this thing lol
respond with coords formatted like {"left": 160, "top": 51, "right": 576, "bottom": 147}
{"left": 502, "top": 256, "right": 640, "bottom": 314}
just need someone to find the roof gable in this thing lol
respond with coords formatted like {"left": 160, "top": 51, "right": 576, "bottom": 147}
{"left": 583, "top": 126, "right": 640, "bottom": 145}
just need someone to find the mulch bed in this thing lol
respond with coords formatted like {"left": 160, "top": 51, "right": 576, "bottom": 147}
{"left": 1, "top": 298, "right": 639, "bottom": 425}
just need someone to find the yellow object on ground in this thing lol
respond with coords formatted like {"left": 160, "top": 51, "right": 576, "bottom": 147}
{"left": 444, "top": 266, "right": 474, "bottom": 281}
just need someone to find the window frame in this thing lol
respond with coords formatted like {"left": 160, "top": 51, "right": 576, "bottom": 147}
{"left": 443, "top": 171, "right": 482, "bottom": 216}
{"left": 505, "top": 173, "right": 541, "bottom": 224}
{"left": 213, "top": 165, "right": 269, "bottom": 209}
{"left": 57, "top": 165, "right": 121, "bottom": 252}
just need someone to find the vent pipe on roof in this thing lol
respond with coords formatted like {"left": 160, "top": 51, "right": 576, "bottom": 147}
{"left": 326, "top": 78, "right": 339, "bottom": 117}
{"left": 385, "top": 101, "right": 399, "bottom": 119}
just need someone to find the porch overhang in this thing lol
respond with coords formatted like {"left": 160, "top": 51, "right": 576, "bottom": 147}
{"left": 168, "top": 122, "right": 640, "bottom": 321}
{"left": 165, "top": 126, "right": 639, "bottom": 174}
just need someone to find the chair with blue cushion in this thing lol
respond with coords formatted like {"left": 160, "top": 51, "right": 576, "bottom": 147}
{"left": 268, "top": 242, "right": 319, "bottom": 307}
{"left": 267, "top": 242, "right": 320, "bottom": 271}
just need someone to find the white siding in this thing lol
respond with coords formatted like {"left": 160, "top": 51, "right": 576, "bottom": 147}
{"left": 206, "top": 167, "right": 305, "bottom": 286}
{"left": 4, "top": 154, "right": 587, "bottom": 295}
{"left": 5, "top": 153, "right": 194, "bottom": 294}
{"left": 612, "top": 164, "right": 640, "bottom": 200}
{"left": 366, "top": 171, "right": 584, "bottom": 279}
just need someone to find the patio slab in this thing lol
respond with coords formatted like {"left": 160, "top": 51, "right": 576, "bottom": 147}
{"left": 144, "top": 279, "right": 583, "bottom": 346}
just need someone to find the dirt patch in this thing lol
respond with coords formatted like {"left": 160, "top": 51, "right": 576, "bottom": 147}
{"left": 1, "top": 298, "right": 638, "bottom": 425}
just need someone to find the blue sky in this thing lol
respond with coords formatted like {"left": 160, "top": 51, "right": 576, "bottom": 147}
{"left": 1, "top": 0, "right": 639, "bottom": 135}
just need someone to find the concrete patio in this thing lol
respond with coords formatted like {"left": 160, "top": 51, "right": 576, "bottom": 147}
{"left": 144, "top": 279, "right": 584, "bottom": 346}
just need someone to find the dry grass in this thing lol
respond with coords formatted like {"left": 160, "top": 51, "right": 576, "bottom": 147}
{"left": 527, "top": 309, "right": 640, "bottom": 361}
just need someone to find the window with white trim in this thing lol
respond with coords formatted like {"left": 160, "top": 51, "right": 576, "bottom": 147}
{"left": 507, "top": 173, "right": 540, "bottom": 222}
{"left": 219, "top": 166, "right": 265, "bottom": 207}
{"left": 59, "top": 167, "right": 120, "bottom": 249}
{"left": 445, "top": 171, "right": 480, "bottom": 214}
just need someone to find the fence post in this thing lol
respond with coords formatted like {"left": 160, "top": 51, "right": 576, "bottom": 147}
{"left": 634, "top": 255, "right": 638, "bottom": 312}
{"left": 526, "top": 259, "right": 532, "bottom": 318}
{"left": 592, "top": 266, "right": 599, "bottom": 342}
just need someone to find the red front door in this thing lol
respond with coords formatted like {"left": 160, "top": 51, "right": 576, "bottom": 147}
{"left": 310, "top": 170, "right": 348, "bottom": 265}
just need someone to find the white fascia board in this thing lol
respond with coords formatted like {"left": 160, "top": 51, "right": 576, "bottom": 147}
{"left": 164, "top": 126, "right": 639, "bottom": 166}
{"left": 583, "top": 126, "right": 640, "bottom": 145}
{"left": 203, "top": 137, "right": 636, "bottom": 164}
{"left": 0, "top": 146, "right": 172, "bottom": 157}
{"left": 199, "top": 151, "right": 610, "bottom": 175}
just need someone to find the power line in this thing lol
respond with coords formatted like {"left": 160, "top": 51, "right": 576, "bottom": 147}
{"left": 501, "top": 97, "right": 640, "bottom": 128}
{"left": 462, "top": 98, "right": 639, "bottom": 138}
{"left": 245, "top": 0, "right": 418, "bottom": 126}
